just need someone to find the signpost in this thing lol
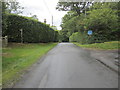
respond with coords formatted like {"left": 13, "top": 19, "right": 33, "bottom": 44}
{"left": 87, "top": 30, "right": 92, "bottom": 43}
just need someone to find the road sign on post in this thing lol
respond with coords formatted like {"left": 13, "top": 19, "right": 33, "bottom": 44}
{"left": 88, "top": 30, "right": 92, "bottom": 35}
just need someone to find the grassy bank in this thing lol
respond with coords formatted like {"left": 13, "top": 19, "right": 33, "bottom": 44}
{"left": 74, "top": 41, "right": 120, "bottom": 50}
{"left": 2, "top": 43, "right": 57, "bottom": 87}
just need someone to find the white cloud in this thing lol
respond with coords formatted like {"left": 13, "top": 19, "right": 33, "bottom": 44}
{"left": 18, "top": 0, "right": 67, "bottom": 30}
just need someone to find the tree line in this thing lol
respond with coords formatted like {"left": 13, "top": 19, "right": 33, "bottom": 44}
{"left": 57, "top": 2, "right": 120, "bottom": 44}
{"left": 1, "top": 1, "right": 58, "bottom": 43}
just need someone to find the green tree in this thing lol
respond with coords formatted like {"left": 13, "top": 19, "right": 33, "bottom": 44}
{"left": 2, "top": 1, "right": 24, "bottom": 36}
{"left": 56, "top": 2, "right": 90, "bottom": 16}
{"left": 60, "top": 2, "right": 119, "bottom": 43}
{"left": 2, "top": 1, "right": 24, "bottom": 14}
{"left": 58, "top": 30, "right": 69, "bottom": 42}
{"left": 84, "top": 5, "right": 118, "bottom": 42}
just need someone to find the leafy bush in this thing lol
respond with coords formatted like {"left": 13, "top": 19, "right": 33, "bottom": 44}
{"left": 69, "top": 32, "right": 86, "bottom": 44}
{"left": 69, "top": 32, "right": 106, "bottom": 44}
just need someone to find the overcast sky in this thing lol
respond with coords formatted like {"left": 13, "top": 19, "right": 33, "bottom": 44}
{"left": 17, "top": 0, "right": 67, "bottom": 30}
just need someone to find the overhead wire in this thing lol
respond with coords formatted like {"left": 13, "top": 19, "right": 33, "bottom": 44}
{"left": 42, "top": 0, "right": 53, "bottom": 26}
{"left": 42, "top": 0, "right": 52, "bottom": 15}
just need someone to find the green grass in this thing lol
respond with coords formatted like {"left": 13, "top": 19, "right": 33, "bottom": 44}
{"left": 2, "top": 43, "right": 57, "bottom": 87}
{"left": 74, "top": 41, "right": 120, "bottom": 50}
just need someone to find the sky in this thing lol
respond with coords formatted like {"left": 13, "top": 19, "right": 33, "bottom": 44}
{"left": 17, "top": 0, "right": 67, "bottom": 30}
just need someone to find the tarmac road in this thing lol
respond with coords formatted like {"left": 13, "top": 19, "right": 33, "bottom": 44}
{"left": 13, "top": 43, "right": 118, "bottom": 88}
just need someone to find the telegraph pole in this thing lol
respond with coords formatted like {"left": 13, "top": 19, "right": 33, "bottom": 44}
{"left": 52, "top": 15, "right": 53, "bottom": 26}
{"left": 51, "top": 15, "right": 55, "bottom": 41}
{"left": 85, "top": 2, "right": 87, "bottom": 18}
{"left": 85, "top": 6, "right": 86, "bottom": 17}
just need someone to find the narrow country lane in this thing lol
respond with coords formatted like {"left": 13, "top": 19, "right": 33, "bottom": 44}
{"left": 13, "top": 43, "right": 118, "bottom": 88}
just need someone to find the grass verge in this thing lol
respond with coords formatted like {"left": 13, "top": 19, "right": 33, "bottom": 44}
{"left": 73, "top": 41, "right": 120, "bottom": 50}
{"left": 2, "top": 43, "right": 57, "bottom": 87}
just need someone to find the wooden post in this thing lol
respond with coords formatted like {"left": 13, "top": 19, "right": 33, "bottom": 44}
{"left": 20, "top": 29, "right": 23, "bottom": 43}
{"left": 2, "top": 36, "right": 8, "bottom": 47}
{"left": 5, "top": 36, "right": 8, "bottom": 47}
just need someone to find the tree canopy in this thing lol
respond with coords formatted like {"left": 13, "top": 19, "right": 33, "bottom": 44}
{"left": 56, "top": 2, "right": 91, "bottom": 15}
{"left": 57, "top": 2, "right": 119, "bottom": 43}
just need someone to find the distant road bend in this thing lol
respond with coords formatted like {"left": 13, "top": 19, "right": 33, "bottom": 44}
{"left": 14, "top": 43, "right": 118, "bottom": 88}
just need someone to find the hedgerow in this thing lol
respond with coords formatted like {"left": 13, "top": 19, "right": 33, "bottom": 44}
{"left": 3, "top": 14, "right": 58, "bottom": 43}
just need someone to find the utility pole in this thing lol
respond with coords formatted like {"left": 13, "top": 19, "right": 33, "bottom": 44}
{"left": 52, "top": 15, "right": 53, "bottom": 26}
{"left": 51, "top": 15, "right": 55, "bottom": 41}
{"left": 85, "top": 2, "right": 86, "bottom": 18}
{"left": 20, "top": 29, "right": 23, "bottom": 43}
{"left": 85, "top": 7, "right": 86, "bottom": 17}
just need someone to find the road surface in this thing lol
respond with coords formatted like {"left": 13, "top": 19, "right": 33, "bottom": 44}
{"left": 13, "top": 43, "right": 118, "bottom": 88}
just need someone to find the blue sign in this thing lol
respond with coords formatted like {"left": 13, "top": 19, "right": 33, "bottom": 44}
{"left": 88, "top": 30, "right": 92, "bottom": 35}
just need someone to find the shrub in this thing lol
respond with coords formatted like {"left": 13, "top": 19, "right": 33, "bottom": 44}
{"left": 3, "top": 14, "right": 58, "bottom": 43}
